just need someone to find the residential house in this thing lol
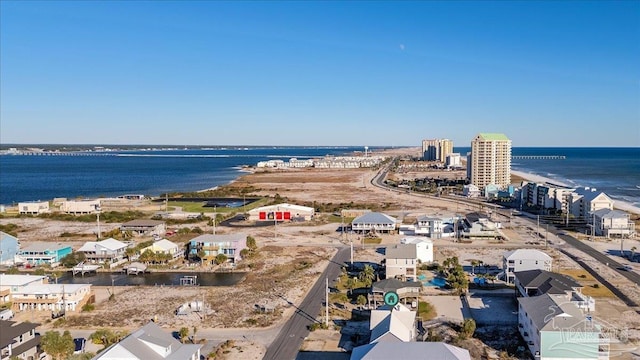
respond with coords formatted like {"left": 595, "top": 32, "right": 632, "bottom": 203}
{"left": 16, "top": 242, "right": 72, "bottom": 266}
{"left": 93, "top": 321, "right": 201, "bottom": 360}
{"left": 369, "top": 303, "right": 417, "bottom": 343}
{"left": 569, "top": 187, "right": 614, "bottom": 221}
{"left": 400, "top": 238, "right": 433, "bottom": 263}
{"left": 462, "top": 184, "right": 481, "bottom": 198}
{"left": 518, "top": 294, "right": 608, "bottom": 360}
{"left": 385, "top": 244, "right": 418, "bottom": 281}
{"left": 592, "top": 209, "right": 635, "bottom": 238}
{"left": 351, "top": 342, "right": 471, "bottom": 360}
{"left": 502, "top": 249, "right": 552, "bottom": 284}
{"left": 352, "top": 212, "right": 397, "bottom": 234}
{"left": 414, "top": 216, "right": 445, "bottom": 238}
{"left": 60, "top": 199, "right": 101, "bottom": 214}
{"left": 120, "top": 220, "right": 166, "bottom": 238}
{"left": 514, "top": 270, "right": 595, "bottom": 312}
{"left": 461, "top": 213, "right": 502, "bottom": 240}
{"left": 248, "top": 203, "right": 315, "bottom": 222}
{"left": 370, "top": 278, "right": 420, "bottom": 308}
{"left": 17, "top": 201, "right": 49, "bottom": 215}
{"left": 78, "top": 238, "right": 129, "bottom": 264}
{"left": 188, "top": 234, "right": 247, "bottom": 264}
{"left": 12, "top": 284, "right": 92, "bottom": 313}
{"left": 0, "top": 320, "right": 40, "bottom": 360}
{"left": 0, "top": 232, "right": 19, "bottom": 266}
{"left": 0, "top": 275, "right": 92, "bottom": 313}
{"left": 141, "top": 239, "right": 181, "bottom": 259}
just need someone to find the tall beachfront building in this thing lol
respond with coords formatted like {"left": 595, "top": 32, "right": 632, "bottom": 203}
{"left": 467, "top": 133, "right": 511, "bottom": 189}
{"left": 421, "top": 139, "right": 453, "bottom": 162}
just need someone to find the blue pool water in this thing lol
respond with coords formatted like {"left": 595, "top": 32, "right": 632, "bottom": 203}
{"left": 423, "top": 277, "right": 446, "bottom": 287}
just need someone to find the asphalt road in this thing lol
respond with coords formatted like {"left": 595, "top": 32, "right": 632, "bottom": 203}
{"left": 264, "top": 247, "right": 350, "bottom": 360}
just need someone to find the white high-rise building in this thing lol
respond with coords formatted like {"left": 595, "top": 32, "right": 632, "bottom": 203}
{"left": 421, "top": 139, "right": 453, "bottom": 162}
{"left": 468, "top": 133, "right": 511, "bottom": 189}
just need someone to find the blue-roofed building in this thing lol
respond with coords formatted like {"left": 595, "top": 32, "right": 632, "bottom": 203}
{"left": 351, "top": 212, "right": 397, "bottom": 234}
{"left": 16, "top": 242, "right": 72, "bottom": 266}
{"left": 0, "top": 232, "right": 19, "bottom": 266}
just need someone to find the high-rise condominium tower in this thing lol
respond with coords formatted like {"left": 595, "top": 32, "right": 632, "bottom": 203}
{"left": 421, "top": 139, "right": 453, "bottom": 162}
{"left": 468, "top": 133, "right": 511, "bottom": 189}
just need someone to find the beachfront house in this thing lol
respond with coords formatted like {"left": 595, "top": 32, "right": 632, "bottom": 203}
{"left": 518, "top": 294, "right": 608, "bottom": 360}
{"left": 188, "top": 234, "right": 247, "bottom": 264}
{"left": 141, "top": 239, "right": 181, "bottom": 259}
{"left": 0, "top": 320, "right": 41, "bottom": 360}
{"left": 0, "top": 232, "right": 19, "bottom": 266}
{"left": 385, "top": 244, "right": 418, "bottom": 281}
{"left": 77, "top": 238, "right": 129, "bottom": 265}
{"left": 60, "top": 199, "right": 101, "bottom": 214}
{"left": 248, "top": 203, "right": 315, "bottom": 222}
{"left": 592, "top": 209, "right": 636, "bottom": 238}
{"left": 17, "top": 201, "right": 50, "bottom": 215}
{"left": 93, "top": 321, "right": 202, "bottom": 360}
{"left": 352, "top": 212, "right": 397, "bottom": 234}
{"left": 569, "top": 187, "right": 614, "bottom": 221}
{"left": 120, "top": 219, "right": 166, "bottom": 238}
{"left": 502, "top": 249, "right": 552, "bottom": 284}
{"left": 16, "top": 242, "right": 72, "bottom": 266}
{"left": 351, "top": 342, "right": 471, "bottom": 360}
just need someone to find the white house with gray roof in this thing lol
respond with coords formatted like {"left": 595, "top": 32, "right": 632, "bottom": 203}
{"left": 400, "top": 237, "right": 433, "bottom": 263}
{"left": 515, "top": 270, "right": 595, "bottom": 312}
{"left": 502, "top": 249, "right": 552, "bottom": 284}
{"left": 93, "top": 321, "right": 201, "bottom": 360}
{"left": 518, "top": 294, "right": 608, "bottom": 360}
{"left": 414, "top": 216, "right": 445, "bottom": 238}
{"left": 352, "top": 212, "right": 397, "bottom": 234}
{"left": 369, "top": 303, "right": 416, "bottom": 343}
{"left": 569, "top": 187, "right": 614, "bottom": 220}
{"left": 592, "top": 208, "right": 635, "bottom": 238}
{"left": 385, "top": 244, "right": 418, "bottom": 281}
{"left": 351, "top": 342, "right": 471, "bottom": 360}
{"left": 78, "top": 238, "right": 129, "bottom": 264}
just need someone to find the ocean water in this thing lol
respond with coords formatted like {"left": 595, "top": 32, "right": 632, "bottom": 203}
{"left": 0, "top": 147, "right": 368, "bottom": 205}
{"left": 1, "top": 147, "right": 638, "bottom": 207}
{"left": 457, "top": 147, "right": 640, "bottom": 207}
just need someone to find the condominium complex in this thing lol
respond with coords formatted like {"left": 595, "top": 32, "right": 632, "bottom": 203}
{"left": 421, "top": 138, "right": 453, "bottom": 162}
{"left": 467, "top": 133, "right": 511, "bottom": 189}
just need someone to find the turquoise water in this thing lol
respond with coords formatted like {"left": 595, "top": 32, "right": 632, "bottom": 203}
{"left": 423, "top": 277, "right": 446, "bottom": 287}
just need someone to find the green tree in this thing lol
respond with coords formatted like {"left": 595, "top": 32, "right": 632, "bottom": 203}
{"left": 631, "top": 246, "right": 637, "bottom": 260}
{"left": 460, "top": 318, "right": 476, "bottom": 339}
{"left": 41, "top": 330, "right": 75, "bottom": 360}
{"left": 356, "top": 295, "right": 367, "bottom": 306}
{"left": 215, "top": 253, "right": 228, "bottom": 265}
{"left": 470, "top": 260, "right": 480, "bottom": 274}
{"left": 178, "top": 327, "right": 189, "bottom": 344}
{"left": 197, "top": 250, "right": 206, "bottom": 265}
{"left": 246, "top": 236, "right": 257, "bottom": 251}
{"left": 358, "top": 265, "right": 376, "bottom": 287}
{"left": 60, "top": 252, "right": 86, "bottom": 268}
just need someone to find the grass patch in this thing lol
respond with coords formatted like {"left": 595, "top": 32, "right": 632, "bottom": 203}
{"left": 559, "top": 269, "right": 596, "bottom": 282}
{"left": 559, "top": 269, "right": 614, "bottom": 297}
{"left": 417, "top": 300, "right": 437, "bottom": 320}
{"left": 581, "top": 284, "right": 615, "bottom": 297}
{"left": 363, "top": 238, "right": 382, "bottom": 244}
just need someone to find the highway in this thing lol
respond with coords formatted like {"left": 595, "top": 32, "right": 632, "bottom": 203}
{"left": 264, "top": 247, "right": 350, "bottom": 360}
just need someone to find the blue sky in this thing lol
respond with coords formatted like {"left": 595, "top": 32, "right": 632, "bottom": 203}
{"left": 1, "top": 1, "right": 639, "bottom": 147}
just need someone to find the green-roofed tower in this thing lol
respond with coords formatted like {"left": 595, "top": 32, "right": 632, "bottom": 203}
{"left": 468, "top": 133, "right": 511, "bottom": 189}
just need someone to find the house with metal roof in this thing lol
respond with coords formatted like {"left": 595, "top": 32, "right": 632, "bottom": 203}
{"left": 369, "top": 304, "right": 416, "bottom": 343}
{"left": 385, "top": 244, "right": 418, "bottom": 281}
{"left": 141, "top": 239, "right": 181, "bottom": 259}
{"left": 414, "top": 216, "right": 445, "bottom": 238}
{"left": 502, "top": 249, "right": 552, "bottom": 284}
{"left": 569, "top": 187, "right": 614, "bottom": 220}
{"left": 518, "top": 294, "right": 607, "bottom": 360}
{"left": 78, "top": 238, "right": 129, "bottom": 264}
{"left": 0, "top": 320, "right": 41, "bottom": 360}
{"left": 514, "top": 269, "right": 595, "bottom": 312}
{"left": 120, "top": 219, "right": 166, "bottom": 237}
{"left": 592, "top": 208, "right": 635, "bottom": 238}
{"left": 16, "top": 242, "right": 72, "bottom": 266}
{"left": 351, "top": 342, "right": 471, "bottom": 360}
{"left": 352, "top": 212, "right": 397, "bottom": 234}
{"left": 400, "top": 237, "right": 433, "bottom": 263}
{"left": 93, "top": 321, "right": 201, "bottom": 360}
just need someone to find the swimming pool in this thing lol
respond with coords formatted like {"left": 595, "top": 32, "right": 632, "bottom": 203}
{"left": 423, "top": 277, "right": 447, "bottom": 287}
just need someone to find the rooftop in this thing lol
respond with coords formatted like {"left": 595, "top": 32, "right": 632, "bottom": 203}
{"left": 515, "top": 269, "right": 581, "bottom": 295}
{"left": 352, "top": 212, "right": 397, "bottom": 225}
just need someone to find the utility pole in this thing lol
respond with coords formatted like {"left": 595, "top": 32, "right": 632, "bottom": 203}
{"left": 537, "top": 215, "right": 540, "bottom": 241}
{"left": 213, "top": 206, "right": 216, "bottom": 235}
{"left": 545, "top": 224, "right": 548, "bottom": 248}
{"left": 97, "top": 210, "right": 101, "bottom": 239}
{"left": 325, "top": 277, "right": 329, "bottom": 327}
{"left": 350, "top": 239, "right": 354, "bottom": 266}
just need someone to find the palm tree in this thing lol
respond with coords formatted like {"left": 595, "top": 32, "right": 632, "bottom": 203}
{"left": 358, "top": 265, "right": 376, "bottom": 287}
{"left": 631, "top": 247, "right": 637, "bottom": 261}
{"left": 470, "top": 260, "right": 479, "bottom": 275}
{"left": 178, "top": 327, "right": 189, "bottom": 344}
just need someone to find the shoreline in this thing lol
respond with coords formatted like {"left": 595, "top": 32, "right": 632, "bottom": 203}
{"left": 512, "top": 169, "right": 640, "bottom": 215}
